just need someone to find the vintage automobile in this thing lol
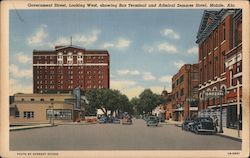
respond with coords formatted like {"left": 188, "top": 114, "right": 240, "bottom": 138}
{"left": 190, "top": 117, "right": 217, "bottom": 134}
{"left": 146, "top": 116, "right": 159, "bottom": 127}
{"left": 98, "top": 116, "right": 108, "bottom": 124}
{"left": 181, "top": 118, "right": 193, "bottom": 131}
{"left": 122, "top": 117, "right": 132, "bottom": 125}
{"left": 113, "top": 117, "right": 121, "bottom": 124}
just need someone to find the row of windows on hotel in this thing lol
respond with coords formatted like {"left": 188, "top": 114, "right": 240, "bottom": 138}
{"left": 36, "top": 80, "right": 104, "bottom": 86}
{"left": 34, "top": 55, "right": 105, "bottom": 64}
{"left": 36, "top": 75, "right": 105, "bottom": 80}
{"left": 34, "top": 54, "right": 105, "bottom": 60}
{"left": 35, "top": 70, "right": 104, "bottom": 75}
{"left": 36, "top": 84, "right": 105, "bottom": 89}
{"left": 34, "top": 66, "right": 106, "bottom": 69}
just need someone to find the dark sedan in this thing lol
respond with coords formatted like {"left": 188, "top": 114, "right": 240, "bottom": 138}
{"left": 146, "top": 116, "right": 159, "bottom": 127}
{"left": 181, "top": 118, "right": 193, "bottom": 131}
{"left": 190, "top": 117, "right": 217, "bottom": 134}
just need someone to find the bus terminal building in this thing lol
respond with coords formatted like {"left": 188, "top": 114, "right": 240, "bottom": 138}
{"left": 10, "top": 90, "right": 86, "bottom": 124}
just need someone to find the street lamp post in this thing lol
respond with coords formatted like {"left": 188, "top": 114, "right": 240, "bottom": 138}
{"left": 218, "top": 92, "right": 223, "bottom": 133}
{"left": 237, "top": 80, "right": 240, "bottom": 137}
{"left": 49, "top": 105, "right": 54, "bottom": 126}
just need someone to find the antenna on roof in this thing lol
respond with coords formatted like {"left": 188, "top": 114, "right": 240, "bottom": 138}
{"left": 70, "top": 36, "right": 72, "bottom": 46}
{"left": 164, "top": 85, "right": 166, "bottom": 90}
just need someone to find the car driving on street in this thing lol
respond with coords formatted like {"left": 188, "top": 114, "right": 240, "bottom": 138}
{"left": 146, "top": 116, "right": 159, "bottom": 127}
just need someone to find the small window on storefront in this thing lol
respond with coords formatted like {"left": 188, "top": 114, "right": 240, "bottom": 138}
{"left": 15, "top": 111, "right": 20, "bottom": 118}
{"left": 23, "top": 111, "right": 34, "bottom": 119}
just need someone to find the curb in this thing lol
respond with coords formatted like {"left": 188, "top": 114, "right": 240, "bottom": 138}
{"left": 215, "top": 133, "right": 242, "bottom": 142}
{"left": 10, "top": 124, "right": 56, "bottom": 131}
{"left": 174, "top": 123, "right": 242, "bottom": 142}
{"left": 57, "top": 122, "right": 97, "bottom": 125}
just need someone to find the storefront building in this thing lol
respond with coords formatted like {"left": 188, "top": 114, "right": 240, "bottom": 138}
{"left": 196, "top": 9, "right": 242, "bottom": 129}
{"left": 9, "top": 93, "right": 83, "bottom": 124}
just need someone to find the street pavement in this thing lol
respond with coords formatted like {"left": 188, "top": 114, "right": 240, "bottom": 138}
{"left": 10, "top": 119, "right": 241, "bottom": 150}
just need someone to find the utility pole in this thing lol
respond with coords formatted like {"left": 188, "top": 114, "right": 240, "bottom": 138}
{"left": 218, "top": 93, "right": 223, "bottom": 133}
{"left": 237, "top": 80, "right": 240, "bottom": 137}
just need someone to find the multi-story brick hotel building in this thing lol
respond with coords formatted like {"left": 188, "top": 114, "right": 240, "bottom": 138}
{"left": 33, "top": 45, "right": 110, "bottom": 93}
{"left": 171, "top": 64, "right": 199, "bottom": 121}
{"left": 196, "top": 9, "right": 242, "bottom": 129}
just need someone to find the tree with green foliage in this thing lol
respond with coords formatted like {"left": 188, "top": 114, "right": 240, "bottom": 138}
{"left": 85, "top": 89, "right": 132, "bottom": 116}
{"left": 131, "top": 89, "right": 162, "bottom": 115}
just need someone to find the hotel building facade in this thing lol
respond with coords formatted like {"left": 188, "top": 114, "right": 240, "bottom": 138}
{"left": 33, "top": 45, "right": 110, "bottom": 93}
{"left": 196, "top": 9, "right": 242, "bottom": 129}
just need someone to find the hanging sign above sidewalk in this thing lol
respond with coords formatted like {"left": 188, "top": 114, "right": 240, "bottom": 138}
{"left": 204, "top": 91, "right": 224, "bottom": 99}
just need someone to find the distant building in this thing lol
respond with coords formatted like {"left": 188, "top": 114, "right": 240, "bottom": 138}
{"left": 171, "top": 64, "right": 199, "bottom": 121}
{"left": 9, "top": 92, "right": 87, "bottom": 124}
{"left": 33, "top": 45, "right": 110, "bottom": 93}
{"left": 160, "top": 90, "right": 172, "bottom": 120}
{"left": 196, "top": 9, "right": 242, "bottom": 129}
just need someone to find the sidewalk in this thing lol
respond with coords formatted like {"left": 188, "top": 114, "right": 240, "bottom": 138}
{"left": 10, "top": 121, "right": 97, "bottom": 131}
{"left": 216, "top": 127, "right": 242, "bottom": 141}
{"left": 10, "top": 124, "right": 54, "bottom": 131}
{"left": 165, "top": 120, "right": 242, "bottom": 141}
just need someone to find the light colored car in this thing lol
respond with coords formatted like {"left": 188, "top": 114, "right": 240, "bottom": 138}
{"left": 122, "top": 117, "right": 132, "bottom": 125}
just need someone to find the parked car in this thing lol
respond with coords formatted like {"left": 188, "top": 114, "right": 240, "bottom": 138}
{"left": 113, "top": 117, "right": 120, "bottom": 124}
{"left": 98, "top": 116, "right": 108, "bottom": 124}
{"left": 181, "top": 118, "right": 193, "bottom": 131}
{"left": 146, "top": 116, "right": 159, "bottom": 127}
{"left": 190, "top": 117, "right": 217, "bottom": 134}
{"left": 122, "top": 117, "right": 132, "bottom": 125}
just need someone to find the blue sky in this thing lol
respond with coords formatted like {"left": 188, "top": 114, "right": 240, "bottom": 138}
{"left": 10, "top": 9, "right": 204, "bottom": 99}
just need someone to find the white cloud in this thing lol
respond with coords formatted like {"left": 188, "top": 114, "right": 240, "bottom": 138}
{"left": 103, "top": 43, "right": 115, "bottom": 49}
{"left": 117, "top": 69, "right": 140, "bottom": 76}
{"left": 161, "top": 28, "right": 180, "bottom": 40}
{"left": 103, "top": 38, "right": 131, "bottom": 49}
{"left": 54, "top": 30, "right": 101, "bottom": 46}
{"left": 122, "top": 86, "right": 145, "bottom": 99}
{"left": 10, "top": 64, "right": 32, "bottom": 78}
{"left": 74, "top": 30, "right": 101, "bottom": 46}
{"left": 174, "top": 60, "right": 185, "bottom": 69}
{"left": 15, "top": 53, "right": 32, "bottom": 64}
{"left": 110, "top": 80, "right": 137, "bottom": 90}
{"left": 158, "top": 42, "right": 177, "bottom": 53}
{"left": 142, "top": 72, "right": 156, "bottom": 81}
{"left": 187, "top": 46, "right": 198, "bottom": 54}
{"left": 54, "top": 36, "right": 70, "bottom": 46}
{"left": 150, "top": 86, "right": 165, "bottom": 95}
{"left": 9, "top": 78, "right": 32, "bottom": 95}
{"left": 27, "top": 24, "right": 49, "bottom": 46}
{"left": 142, "top": 45, "right": 155, "bottom": 53}
{"left": 159, "top": 75, "right": 172, "bottom": 83}
{"left": 116, "top": 38, "right": 131, "bottom": 48}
